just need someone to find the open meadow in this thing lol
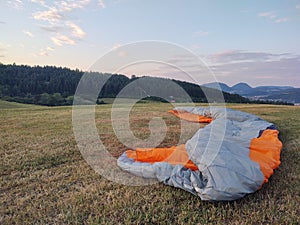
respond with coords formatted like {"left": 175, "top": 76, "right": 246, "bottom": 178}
{"left": 1, "top": 100, "right": 299, "bottom": 224}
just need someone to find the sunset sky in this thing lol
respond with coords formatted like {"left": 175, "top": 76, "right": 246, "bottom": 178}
{"left": 1, "top": 0, "right": 300, "bottom": 87}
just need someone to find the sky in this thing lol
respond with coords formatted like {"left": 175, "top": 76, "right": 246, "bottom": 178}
{"left": 0, "top": 0, "right": 300, "bottom": 87}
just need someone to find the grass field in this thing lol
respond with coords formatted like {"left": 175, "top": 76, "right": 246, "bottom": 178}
{"left": 1, "top": 100, "right": 300, "bottom": 224}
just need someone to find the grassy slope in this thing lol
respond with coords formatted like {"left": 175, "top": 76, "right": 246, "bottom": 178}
{"left": 0, "top": 101, "right": 299, "bottom": 224}
{"left": 0, "top": 100, "right": 36, "bottom": 109}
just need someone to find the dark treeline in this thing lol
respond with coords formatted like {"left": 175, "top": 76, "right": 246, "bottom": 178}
{"left": 0, "top": 63, "right": 292, "bottom": 106}
{"left": 0, "top": 64, "right": 131, "bottom": 106}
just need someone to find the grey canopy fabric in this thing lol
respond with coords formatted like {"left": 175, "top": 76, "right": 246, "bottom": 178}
{"left": 117, "top": 107, "right": 280, "bottom": 201}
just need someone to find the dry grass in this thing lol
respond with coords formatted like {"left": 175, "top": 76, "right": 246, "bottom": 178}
{"left": 0, "top": 100, "right": 299, "bottom": 224}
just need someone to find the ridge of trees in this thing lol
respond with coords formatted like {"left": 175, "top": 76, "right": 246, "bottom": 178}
{"left": 0, "top": 63, "right": 292, "bottom": 106}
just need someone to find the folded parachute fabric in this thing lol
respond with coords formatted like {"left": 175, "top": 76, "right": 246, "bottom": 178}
{"left": 117, "top": 107, "right": 282, "bottom": 201}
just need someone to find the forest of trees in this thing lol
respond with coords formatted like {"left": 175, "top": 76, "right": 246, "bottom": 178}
{"left": 0, "top": 63, "right": 292, "bottom": 106}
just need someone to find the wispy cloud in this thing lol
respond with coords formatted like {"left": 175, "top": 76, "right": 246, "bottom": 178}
{"left": 167, "top": 54, "right": 197, "bottom": 64}
{"left": 38, "top": 46, "right": 55, "bottom": 56}
{"left": 55, "top": 0, "right": 91, "bottom": 12}
{"left": 296, "top": 4, "right": 300, "bottom": 9}
{"left": 51, "top": 35, "right": 76, "bottom": 46}
{"left": 193, "top": 30, "right": 209, "bottom": 38}
{"left": 46, "top": 46, "right": 55, "bottom": 51}
{"left": 98, "top": 0, "right": 106, "bottom": 8}
{"left": 0, "top": 21, "right": 6, "bottom": 24}
{"left": 33, "top": 7, "right": 63, "bottom": 24}
{"left": 258, "top": 11, "right": 277, "bottom": 19}
{"left": 274, "top": 17, "right": 290, "bottom": 23}
{"left": 7, "top": 0, "right": 23, "bottom": 9}
{"left": 30, "top": 0, "right": 105, "bottom": 47}
{"left": 258, "top": 11, "right": 290, "bottom": 23}
{"left": 23, "top": 30, "right": 35, "bottom": 38}
{"left": 39, "top": 50, "right": 49, "bottom": 56}
{"left": 66, "top": 21, "right": 86, "bottom": 38}
{"left": 30, "top": 0, "right": 46, "bottom": 6}
{"left": 112, "top": 43, "right": 122, "bottom": 49}
{"left": 209, "top": 50, "right": 291, "bottom": 64}
{"left": 210, "top": 54, "right": 300, "bottom": 86}
{"left": 207, "top": 50, "right": 292, "bottom": 64}
{"left": 39, "top": 25, "right": 63, "bottom": 33}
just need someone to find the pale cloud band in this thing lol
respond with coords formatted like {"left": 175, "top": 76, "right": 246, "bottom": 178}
{"left": 258, "top": 11, "right": 290, "bottom": 23}
{"left": 51, "top": 35, "right": 76, "bottom": 46}
{"left": 209, "top": 50, "right": 291, "bottom": 64}
{"left": 23, "top": 30, "right": 35, "bottom": 38}
{"left": 157, "top": 50, "right": 300, "bottom": 87}
{"left": 209, "top": 51, "right": 300, "bottom": 86}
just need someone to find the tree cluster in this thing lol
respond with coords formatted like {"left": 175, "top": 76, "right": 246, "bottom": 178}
{"left": 0, "top": 63, "right": 291, "bottom": 106}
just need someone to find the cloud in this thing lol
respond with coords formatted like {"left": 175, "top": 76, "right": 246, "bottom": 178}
{"left": 31, "top": 0, "right": 108, "bottom": 47}
{"left": 209, "top": 50, "right": 290, "bottom": 64}
{"left": 46, "top": 46, "right": 55, "bottom": 51}
{"left": 66, "top": 21, "right": 86, "bottom": 38}
{"left": 167, "top": 54, "right": 198, "bottom": 64}
{"left": 56, "top": 0, "right": 91, "bottom": 12}
{"left": 23, "top": 30, "right": 35, "bottom": 38}
{"left": 7, "top": 0, "right": 23, "bottom": 9}
{"left": 51, "top": 35, "right": 76, "bottom": 46}
{"left": 112, "top": 43, "right": 122, "bottom": 49}
{"left": 30, "top": 0, "right": 46, "bottom": 6}
{"left": 38, "top": 46, "right": 55, "bottom": 56}
{"left": 296, "top": 4, "right": 300, "bottom": 9}
{"left": 275, "top": 17, "right": 290, "bottom": 23}
{"left": 33, "top": 7, "right": 63, "bottom": 23}
{"left": 0, "top": 21, "right": 6, "bottom": 24}
{"left": 98, "top": 0, "right": 106, "bottom": 8}
{"left": 39, "top": 50, "right": 49, "bottom": 56}
{"left": 210, "top": 53, "right": 300, "bottom": 87}
{"left": 258, "top": 11, "right": 290, "bottom": 23}
{"left": 258, "top": 11, "right": 277, "bottom": 19}
{"left": 31, "top": 0, "right": 105, "bottom": 22}
{"left": 30, "top": 1, "right": 107, "bottom": 47}
{"left": 39, "top": 25, "right": 63, "bottom": 32}
{"left": 193, "top": 30, "right": 209, "bottom": 38}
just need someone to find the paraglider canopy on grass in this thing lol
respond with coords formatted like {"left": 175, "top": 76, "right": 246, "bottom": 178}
{"left": 118, "top": 107, "right": 282, "bottom": 201}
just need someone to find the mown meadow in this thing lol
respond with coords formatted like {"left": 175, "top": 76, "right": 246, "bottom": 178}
{"left": 1, "top": 100, "right": 299, "bottom": 224}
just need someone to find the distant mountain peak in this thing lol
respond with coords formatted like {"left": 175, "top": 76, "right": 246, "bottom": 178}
{"left": 232, "top": 83, "right": 252, "bottom": 91}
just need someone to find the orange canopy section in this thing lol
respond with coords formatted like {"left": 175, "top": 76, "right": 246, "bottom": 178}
{"left": 168, "top": 109, "right": 213, "bottom": 123}
{"left": 249, "top": 129, "right": 282, "bottom": 184}
{"left": 126, "top": 144, "right": 198, "bottom": 171}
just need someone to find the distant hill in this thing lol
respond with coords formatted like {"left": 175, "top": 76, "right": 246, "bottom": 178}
{"left": 258, "top": 88, "right": 300, "bottom": 103}
{"left": 231, "top": 83, "right": 252, "bottom": 93}
{"left": 0, "top": 64, "right": 249, "bottom": 106}
{"left": 203, "top": 82, "right": 298, "bottom": 104}
{"left": 199, "top": 82, "right": 232, "bottom": 93}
